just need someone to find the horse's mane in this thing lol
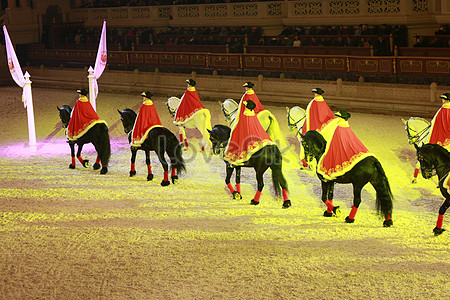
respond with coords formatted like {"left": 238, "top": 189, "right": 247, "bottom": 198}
{"left": 122, "top": 108, "right": 137, "bottom": 118}
{"left": 423, "top": 143, "right": 450, "bottom": 158}
{"left": 304, "top": 130, "right": 325, "bottom": 143}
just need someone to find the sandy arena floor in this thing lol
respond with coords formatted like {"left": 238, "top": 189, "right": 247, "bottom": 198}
{"left": 0, "top": 86, "right": 449, "bottom": 299}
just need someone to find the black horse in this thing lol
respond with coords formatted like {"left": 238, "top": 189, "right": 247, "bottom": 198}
{"left": 415, "top": 143, "right": 450, "bottom": 235}
{"left": 208, "top": 124, "right": 291, "bottom": 209}
{"left": 58, "top": 105, "right": 110, "bottom": 174}
{"left": 118, "top": 108, "right": 185, "bottom": 186}
{"left": 301, "top": 130, "right": 393, "bottom": 227}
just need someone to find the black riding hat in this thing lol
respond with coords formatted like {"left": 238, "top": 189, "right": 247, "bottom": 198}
{"left": 77, "top": 88, "right": 88, "bottom": 96}
{"left": 440, "top": 93, "right": 450, "bottom": 101}
{"left": 312, "top": 88, "right": 324, "bottom": 95}
{"left": 244, "top": 100, "right": 256, "bottom": 110}
{"left": 335, "top": 110, "right": 351, "bottom": 120}
{"left": 186, "top": 79, "right": 196, "bottom": 86}
{"left": 141, "top": 91, "right": 153, "bottom": 99}
{"left": 243, "top": 82, "right": 254, "bottom": 88}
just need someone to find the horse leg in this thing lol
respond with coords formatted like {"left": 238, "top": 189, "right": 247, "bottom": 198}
{"left": 225, "top": 165, "right": 240, "bottom": 199}
{"left": 235, "top": 167, "right": 242, "bottom": 199}
{"left": 412, "top": 161, "right": 420, "bottom": 183}
{"left": 145, "top": 150, "right": 153, "bottom": 181}
{"left": 179, "top": 126, "right": 188, "bottom": 148}
{"left": 250, "top": 166, "right": 268, "bottom": 206}
{"left": 299, "top": 145, "right": 309, "bottom": 169}
{"left": 345, "top": 185, "right": 362, "bottom": 223}
{"left": 434, "top": 198, "right": 450, "bottom": 235}
{"left": 93, "top": 156, "right": 101, "bottom": 170}
{"left": 156, "top": 148, "right": 170, "bottom": 186}
{"left": 323, "top": 181, "right": 340, "bottom": 217}
{"left": 129, "top": 147, "right": 138, "bottom": 177}
{"left": 68, "top": 142, "right": 76, "bottom": 169}
{"left": 76, "top": 144, "right": 89, "bottom": 168}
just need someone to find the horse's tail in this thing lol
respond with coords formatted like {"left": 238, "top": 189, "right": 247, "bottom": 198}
{"left": 271, "top": 146, "right": 287, "bottom": 198}
{"left": 372, "top": 159, "right": 393, "bottom": 218}
{"left": 166, "top": 129, "right": 186, "bottom": 173}
{"left": 100, "top": 123, "right": 111, "bottom": 167}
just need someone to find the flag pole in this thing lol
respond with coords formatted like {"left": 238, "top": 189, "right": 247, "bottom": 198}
{"left": 24, "top": 71, "right": 37, "bottom": 148}
{"left": 88, "top": 66, "right": 96, "bottom": 111}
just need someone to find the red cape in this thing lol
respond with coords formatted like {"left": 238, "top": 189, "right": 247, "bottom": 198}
{"left": 236, "top": 90, "right": 265, "bottom": 121}
{"left": 174, "top": 88, "right": 205, "bottom": 124}
{"left": 132, "top": 100, "right": 163, "bottom": 146}
{"left": 318, "top": 120, "right": 374, "bottom": 180}
{"left": 302, "top": 96, "right": 335, "bottom": 135}
{"left": 427, "top": 103, "right": 450, "bottom": 148}
{"left": 224, "top": 109, "right": 273, "bottom": 166}
{"left": 67, "top": 96, "right": 106, "bottom": 141}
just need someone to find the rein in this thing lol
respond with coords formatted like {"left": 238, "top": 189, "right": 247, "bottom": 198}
{"left": 406, "top": 120, "right": 430, "bottom": 145}
{"left": 287, "top": 109, "right": 306, "bottom": 137}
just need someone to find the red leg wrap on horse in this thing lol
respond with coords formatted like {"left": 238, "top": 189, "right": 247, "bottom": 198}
{"left": 77, "top": 156, "right": 83, "bottom": 163}
{"left": 164, "top": 171, "right": 169, "bottom": 181}
{"left": 235, "top": 183, "right": 241, "bottom": 193}
{"left": 436, "top": 214, "right": 444, "bottom": 228}
{"left": 179, "top": 134, "right": 183, "bottom": 142}
{"left": 147, "top": 165, "right": 152, "bottom": 174}
{"left": 184, "top": 139, "right": 189, "bottom": 148}
{"left": 227, "top": 183, "right": 235, "bottom": 194}
{"left": 201, "top": 145, "right": 205, "bottom": 151}
{"left": 282, "top": 189, "right": 289, "bottom": 201}
{"left": 385, "top": 214, "right": 391, "bottom": 221}
{"left": 325, "top": 200, "right": 334, "bottom": 213}
{"left": 301, "top": 158, "right": 309, "bottom": 168}
{"left": 254, "top": 190, "right": 261, "bottom": 202}
{"left": 95, "top": 157, "right": 100, "bottom": 164}
{"left": 171, "top": 168, "right": 176, "bottom": 177}
{"left": 72, "top": 157, "right": 76, "bottom": 166}
{"left": 349, "top": 206, "right": 358, "bottom": 219}
{"left": 413, "top": 168, "right": 420, "bottom": 178}
{"left": 131, "top": 163, "right": 136, "bottom": 172}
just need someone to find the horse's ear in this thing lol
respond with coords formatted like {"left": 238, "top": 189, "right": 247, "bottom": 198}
{"left": 285, "top": 107, "right": 290, "bottom": 112}
{"left": 207, "top": 129, "right": 212, "bottom": 134}
{"left": 117, "top": 109, "right": 122, "bottom": 115}
{"left": 218, "top": 101, "right": 222, "bottom": 105}
{"left": 57, "top": 106, "right": 60, "bottom": 111}
{"left": 414, "top": 143, "right": 420, "bottom": 151}
{"left": 401, "top": 118, "right": 407, "bottom": 125}
{"left": 299, "top": 133, "right": 304, "bottom": 139}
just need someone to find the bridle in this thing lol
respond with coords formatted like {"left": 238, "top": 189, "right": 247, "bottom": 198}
{"left": 405, "top": 119, "right": 430, "bottom": 145}
{"left": 287, "top": 108, "right": 306, "bottom": 137}
{"left": 166, "top": 102, "right": 176, "bottom": 118}
{"left": 221, "top": 102, "right": 238, "bottom": 123}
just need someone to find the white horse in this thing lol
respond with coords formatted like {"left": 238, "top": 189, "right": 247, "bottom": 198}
{"left": 167, "top": 96, "right": 212, "bottom": 151}
{"left": 219, "top": 98, "right": 289, "bottom": 152}
{"left": 402, "top": 117, "right": 431, "bottom": 183}
{"left": 285, "top": 106, "right": 310, "bottom": 168}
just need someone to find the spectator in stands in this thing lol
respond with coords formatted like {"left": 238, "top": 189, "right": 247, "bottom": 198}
{"left": 292, "top": 35, "right": 301, "bottom": 47}
{"left": 357, "top": 37, "right": 370, "bottom": 47}
{"left": 373, "top": 35, "right": 389, "bottom": 55}
{"left": 435, "top": 25, "right": 448, "bottom": 35}
{"left": 413, "top": 36, "right": 429, "bottom": 47}
{"left": 430, "top": 36, "right": 445, "bottom": 47}
{"left": 344, "top": 36, "right": 357, "bottom": 47}
{"left": 333, "top": 36, "right": 345, "bottom": 46}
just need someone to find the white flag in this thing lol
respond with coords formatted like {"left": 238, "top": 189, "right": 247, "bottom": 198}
{"left": 93, "top": 20, "right": 107, "bottom": 100}
{"left": 3, "top": 25, "right": 29, "bottom": 107}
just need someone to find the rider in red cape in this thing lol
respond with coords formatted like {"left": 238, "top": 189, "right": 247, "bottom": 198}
{"left": 426, "top": 93, "right": 450, "bottom": 150}
{"left": 174, "top": 79, "right": 205, "bottom": 125}
{"left": 131, "top": 91, "right": 163, "bottom": 147}
{"left": 67, "top": 88, "right": 107, "bottom": 141}
{"left": 318, "top": 110, "right": 375, "bottom": 181}
{"left": 235, "top": 82, "right": 265, "bottom": 124}
{"left": 224, "top": 100, "right": 274, "bottom": 166}
{"left": 300, "top": 88, "right": 336, "bottom": 167}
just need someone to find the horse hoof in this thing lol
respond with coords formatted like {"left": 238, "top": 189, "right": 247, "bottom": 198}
{"left": 250, "top": 200, "right": 259, "bottom": 206}
{"left": 69, "top": 164, "right": 75, "bottom": 169}
{"left": 93, "top": 163, "right": 101, "bottom": 170}
{"left": 433, "top": 227, "right": 446, "bottom": 236}
{"left": 232, "top": 191, "right": 242, "bottom": 200}
{"left": 129, "top": 170, "right": 136, "bottom": 177}
{"left": 147, "top": 174, "right": 154, "bottom": 181}
{"left": 411, "top": 178, "right": 417, "bottom": 184}
{"left": 282, "top": 200, "right": 291, "bottom": 209}
{"left": 345, "top": 216, "right": 355, "bottom": 223}
{"left": 161, "top": 180, "right": 170, "bottom": 186}
{"left": 323, "top": 210, "right": 333, "bottom": 217}
{"left": 333, "top": 206, "right": 341, "bottom": 217}
{"left": 82, "top": 160, "right": 90, "bottom": 168}
{"left": 383, "top": 219, "right": 393, "bottom": 227}
{"left": 171, "top": 176, "right": 178, "bottom": 184}
{"left": 100, "top": 167, "right": 108, "bottom": 175}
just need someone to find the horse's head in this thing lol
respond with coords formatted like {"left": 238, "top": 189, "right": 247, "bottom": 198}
{"left": 220, "top": 99, "right": 238, "bottom": 124}
{"left": 403, "top": 117, "right": 431, "bottom": 146}
{"left": 118, "top": 108, "right": 137, "bottom": 134}
{"left": 286, "top": 106, "right": 306, "bottom": 132}
{"left": 208, "top": 125, "right": 231, "bottom": 155}
{"left": 57, "top": 105, "right": 72, "bottom": 128}
{"left": 166, "top": 97, "right": 180, "bottom": 118}
{"left": 300, "top": 130, "right": 326, "bottom": 162}
{"left": 415, "top": 143, "right": 445, "bottom": 179}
